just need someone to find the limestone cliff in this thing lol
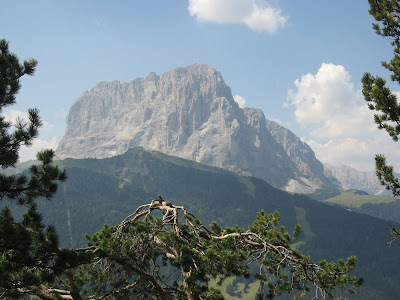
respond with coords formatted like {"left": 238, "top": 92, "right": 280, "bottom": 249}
{"left": 325, "top": 164, "right": 397, "bottom": 196}
{"left": 56, "top": 64, "right": 340, "bottom": 192}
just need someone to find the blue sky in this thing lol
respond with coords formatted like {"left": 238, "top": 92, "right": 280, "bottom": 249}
{"left": 1, "top": 0, "right": 398, "bottom": 171}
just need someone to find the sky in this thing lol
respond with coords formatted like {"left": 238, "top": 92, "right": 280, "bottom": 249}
{"left": 1, "top": 0, "right": 399, "bottom": 171}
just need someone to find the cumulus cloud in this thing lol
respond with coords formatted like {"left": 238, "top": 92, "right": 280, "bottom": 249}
{"left": 304, "top": 135, "right": 399, "bottom": 171}
{"left": 4, "top": 109, "right": 54, "bottom": 130}
{"left": 188, "top": 0, "right": 287, "bottom": 34}
{"left": 286, "top": 63, "right": 400, "bottom": 171}
{"left": 3, "top": 109, "right": 58, "bottom": 162}
{"left": 233, "top": 95, "right": 246, "bottom": 108}
{"left": 19, "top": 136, "right": 59, "bottom": 162}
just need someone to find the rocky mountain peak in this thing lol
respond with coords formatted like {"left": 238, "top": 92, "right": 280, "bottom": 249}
{"left": 325, "top": 164, "right": 396, "bottom": 196}
{"left": 56, "top": 64, "right": 340, "bottom": 193}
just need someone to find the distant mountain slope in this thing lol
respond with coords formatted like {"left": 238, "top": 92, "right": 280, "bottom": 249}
{"left": 318, "top": 189, "right": 400, "bottom": 225}
{"left": 3, "top": 147, "right": 396, "bottom": 299}
{"left": 265, "top": 120, "right": 341, "bottom": 191}
{"left": 323, "top": 190, "right": 396, "bottom": 208}
{"left": 56, "top": 64, "right": 340, "bottom": 193}
{"left": 325, "top": 164, "right": 399, "bottom": 196}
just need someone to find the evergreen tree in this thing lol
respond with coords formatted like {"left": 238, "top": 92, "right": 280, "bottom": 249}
{"left": 0, "top": 39, "right": 67, "bottom": 299}
{"left": 362, "top": 0, "right": 400, "bottom": 245}
{"left": 71, "top": 199, "right": 363, "bottom": 300}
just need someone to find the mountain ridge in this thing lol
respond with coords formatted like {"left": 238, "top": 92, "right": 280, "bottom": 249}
{"left": 6, "top": 146, "right": 398, "bottom": 299}
{"left": 325, "top": 164, "right": 398, "bottom": 196}
{"left": 56, "top": 63, "right": 340, "bottom": 193}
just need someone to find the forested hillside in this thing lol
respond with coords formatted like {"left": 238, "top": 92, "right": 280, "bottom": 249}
{"left": 4, "top": 147, "right": 398, "bottom": 299}
{"left": 318, "top": 189, "right": 400, "bottom": 224}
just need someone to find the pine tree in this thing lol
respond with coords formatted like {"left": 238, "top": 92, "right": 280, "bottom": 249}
{"left": 362, "top": 1, "right": 400, "bottom": 245}
{"left": 0, "top": 39, "right": 67, "bottom": 299}
{"left": 72, "top": 199, "right": 363, "bottom": 300}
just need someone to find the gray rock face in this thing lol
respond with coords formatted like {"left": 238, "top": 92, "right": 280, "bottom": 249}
{"left": 265, "top": 120, "right": 341, "bottom": 192}
{"left": 56, "top": 63, "right": 340, "bottom": 192}
{"left": 325, "top": 164, "right": 395, "bottom": 196}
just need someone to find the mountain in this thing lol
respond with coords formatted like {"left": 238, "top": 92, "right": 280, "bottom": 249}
{"left": 325, "top": 164, "right": 396, "bottom": 196}
{"left": 56, "top": 63, "right": 340, "bottom": 193}
{"left": 265, "top": 120, "right": 340, "bottom": 191}
{"left": 5, "top": 147, "right": 399, "bottom": 299}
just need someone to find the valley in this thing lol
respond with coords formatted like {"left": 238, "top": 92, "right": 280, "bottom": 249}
{"left": 4, "top": 147, "right": 399, "bottom": 299}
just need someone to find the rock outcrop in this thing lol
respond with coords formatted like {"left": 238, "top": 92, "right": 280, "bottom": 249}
{"left": 265, "top": 120, "right": 341, "bottom": 192}
{"left": 56, "top": 64, "right": 340, "bottom": 192}
{"left": 325, "top": 164, "right": 396, "bottom": 196}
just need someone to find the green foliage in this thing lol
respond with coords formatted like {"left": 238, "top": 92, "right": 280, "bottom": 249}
{"left": 69, "top": 200, "right": 361, "bottom": 300}
{"left": 0, "top": 39, "right": 66, "bottom": 299}
{"left": 362, "top": 1, "right": 400, "bottom": 197}
{"left": 363, "top": 0, "right": 400, "bottom": 246}
{"left": 0, "top": 39, "right": 37, "bottom": 109}
{"left": 389, "top": 226, "right": 400, "bottom": 247}
{"left": 7, "top": 148, "right": 398, "bottom": 298}
{"left": 362, "top": 73, "right": 400, "bottom": 142}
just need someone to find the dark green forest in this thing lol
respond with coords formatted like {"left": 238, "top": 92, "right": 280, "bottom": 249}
{"left": 4, "top": 147, "right": 399, "bottom": 299}
{"left": 309, "top": 188, "right": 400, "bottom": 225}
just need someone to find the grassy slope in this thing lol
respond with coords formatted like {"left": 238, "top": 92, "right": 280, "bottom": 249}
{"left": 209, "top": 277, "right": 260, "bottom": 300}
{"left": 291, "top": 207, "right": 316, "bottom": 249}
{"left": 319, "top": 189, "right": 400, "bottom": 225}
{"left": 323, "top": 189, "right": 396, "bottom": 208}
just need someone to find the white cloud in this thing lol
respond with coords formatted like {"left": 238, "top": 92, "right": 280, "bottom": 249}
{"left": 4, "top": 109, "right": 54, "bottom": 130}
{"left": 188, "top": 0, "right": 287, "bottom": 34}
{"left": 233, "top": 95, "right": 246, "bottom": 108}
{"left": 305, "top": 132, "right": 400, "bottom": 171}
{"left": 286, "top": 63, "right": 400, "bottom": 171}
{"left": 3, "top": 109, "right": 58, "bottom": 162}
{"left": 19, "top": 136, "right": 58, "bottom": 162}
{"left": 285, "top": 63, "right": 368, "bottom": 129}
